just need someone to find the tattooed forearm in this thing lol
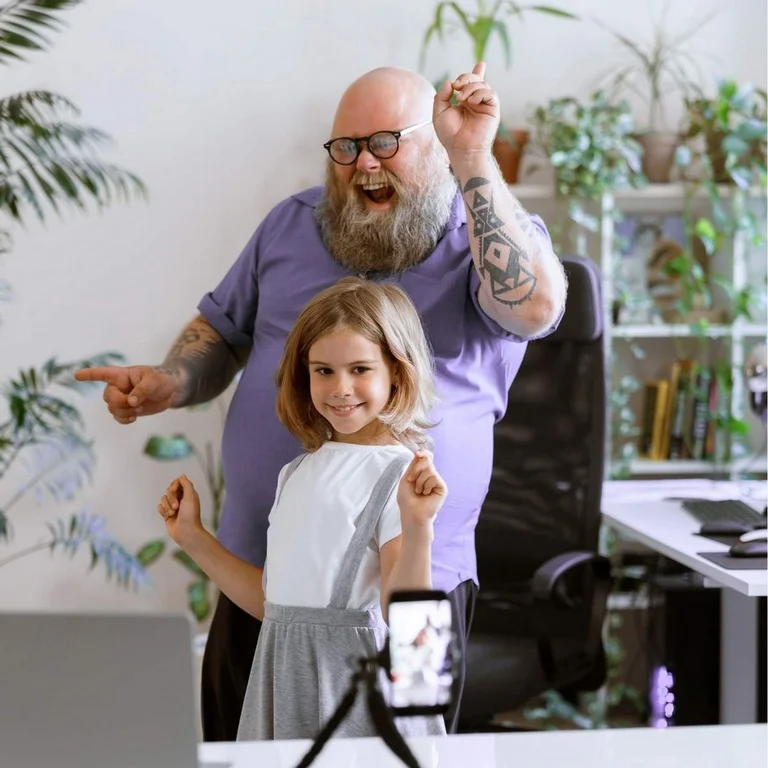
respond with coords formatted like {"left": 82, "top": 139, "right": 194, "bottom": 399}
{"left": 162, "top": 316, "right": 248, "bottom": 407}
{"left": 463, "top": 176, "right": 538, "bottom": 307}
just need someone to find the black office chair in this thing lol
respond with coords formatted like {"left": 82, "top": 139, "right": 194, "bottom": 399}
{"left": 459, "top": 256, "right": 611, "bottom": 731}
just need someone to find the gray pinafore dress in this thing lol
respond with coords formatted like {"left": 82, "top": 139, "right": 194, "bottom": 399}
{"left": 236, "top": 454, "right": 446, "bottom": 741}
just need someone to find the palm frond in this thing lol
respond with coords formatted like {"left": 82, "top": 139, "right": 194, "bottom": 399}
{"left": 0, "top": 89, "right": 80, "bottom": 124}
{"left": 0, "top": 353, "right": 125, "bottom": 477}
{"left": 0, "top": 99, "right": 146, "bottom": 225}
{"left": 23, "top": 432, "right": 94, "bottom": 503}
{"left": 0, "top": 89, "right": 146, "bottom": 225}
{"left": 0, "top": 0, "right": 82, "bottom": 66}
{"left": 46, "top": 507, "right": 152, "bottom": 590}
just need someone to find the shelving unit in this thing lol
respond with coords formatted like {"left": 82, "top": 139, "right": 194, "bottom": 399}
{"left": 611, "top": 323, "right": 766, "bottom": 339}
{"left": 513, "top": 183, "right": 768, "bottom": 480}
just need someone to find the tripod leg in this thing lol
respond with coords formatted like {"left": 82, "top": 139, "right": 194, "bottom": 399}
{"left": 366, "top": 678, "right": 422, "bottom": 768}
{"left": 294, "top": 679, "right": 359, "bottom": 768}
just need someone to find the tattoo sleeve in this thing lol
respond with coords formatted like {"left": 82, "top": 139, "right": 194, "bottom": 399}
{"left": 162, "top": 316, "right": 249, "bottom": 407}
{"left": 463, "top": 176, "right": 540, "bottom": 308}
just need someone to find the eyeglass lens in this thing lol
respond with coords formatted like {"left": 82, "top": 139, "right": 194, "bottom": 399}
{"left": 329, "top": 132, "right": 400, "bottom": 164}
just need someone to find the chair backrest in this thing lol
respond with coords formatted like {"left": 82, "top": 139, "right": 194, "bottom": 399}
{"left": 475, "top": 256, "right": 606, "bottom": 590}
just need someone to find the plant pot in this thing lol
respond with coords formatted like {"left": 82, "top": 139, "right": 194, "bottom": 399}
{"left": 635, "top": 131, "right": 681, "bottom": 183}
{"left": 704, "top": 130, "right": 731, "bottom": 184}
{"left": 704, "top": 130, "right": 766, "bottom": 185}
{"left": 493, "top": 129, "right": 529, "bottom": 184}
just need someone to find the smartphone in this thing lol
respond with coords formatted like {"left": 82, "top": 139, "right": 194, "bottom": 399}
{"left": 385, "top": 589, "right": 457, "bottom": 716}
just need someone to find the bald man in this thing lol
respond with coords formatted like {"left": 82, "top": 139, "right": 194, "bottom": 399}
{"left": 76, "top": 64, "right": 566, "bottom": 739}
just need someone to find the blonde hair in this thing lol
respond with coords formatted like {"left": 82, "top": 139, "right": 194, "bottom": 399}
{"left": 276, "top": 277, "right": 436, "bottom": 451}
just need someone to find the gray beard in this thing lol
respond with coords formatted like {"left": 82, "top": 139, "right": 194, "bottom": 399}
{"left": 315, "top": 163, "right": 458, "bottom": 276}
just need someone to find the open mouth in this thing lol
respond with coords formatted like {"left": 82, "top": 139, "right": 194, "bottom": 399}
{"left": 360, "top": 182, "right": 395, "bottom": 204}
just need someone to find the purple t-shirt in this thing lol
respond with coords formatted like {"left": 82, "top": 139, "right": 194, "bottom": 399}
{"left": 199, "top": 186, "right": 553, "bottom": 593}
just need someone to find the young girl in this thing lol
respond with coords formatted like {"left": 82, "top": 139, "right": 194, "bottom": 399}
{"left": 157, "top": 276, "right": 448, "bottom": 741}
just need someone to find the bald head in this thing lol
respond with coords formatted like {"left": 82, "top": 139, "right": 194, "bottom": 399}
{"left": 331, "top": 67, "right": 436, "bottom": 137}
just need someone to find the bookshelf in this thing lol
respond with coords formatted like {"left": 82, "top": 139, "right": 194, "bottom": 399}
{"left": 513, "top": 183, "right": 768, "bottom": 480}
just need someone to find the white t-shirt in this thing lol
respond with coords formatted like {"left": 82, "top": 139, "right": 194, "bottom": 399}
{"left": 264, "top": 441, "right": 413, "bottom": 610}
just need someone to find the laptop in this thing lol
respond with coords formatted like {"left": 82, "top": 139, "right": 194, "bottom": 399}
{"left": 0, "top": 611, "right": 230, "bottom": 768}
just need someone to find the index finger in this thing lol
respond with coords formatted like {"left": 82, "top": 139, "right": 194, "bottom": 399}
{"left": 472, "top": 61, "right": 486, "bottom": 79}
{"left": 74, "top": 366, "right": 130, "bottom": 389}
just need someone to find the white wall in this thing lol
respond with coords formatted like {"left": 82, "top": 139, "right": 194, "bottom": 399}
{"left": 1, "top": 0, "right": 766, "bottom": 615}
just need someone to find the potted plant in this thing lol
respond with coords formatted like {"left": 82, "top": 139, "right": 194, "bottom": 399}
{"left": 529, "top": 91, "right": 645, "bottom": 253}
{"left": 0, "top": 1, "right": 150, "bottom": 586}
{"left": 671, "top": 78, "right": 766, "bottom": 327}
{"left": 596, "top": 4, "right": 716, "bottom": 182}
{"left": 679, "top": 79, "right": 767, "bottom": 187}
{"left": 419, "top": 0, "right": 577, "bottom": 183}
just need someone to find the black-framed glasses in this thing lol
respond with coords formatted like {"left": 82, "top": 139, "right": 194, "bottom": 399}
{"left": 323, "top": 119, "right": 432, "bottom": 165}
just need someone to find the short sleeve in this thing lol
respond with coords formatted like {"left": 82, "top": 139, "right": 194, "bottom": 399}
{"left": 469, "top": 212, "right": 563, "bottom": 342}
{"left": 374, "top": 463, "right": 409, "bottom": 549}
{"left": 266, "top": 463, "right": 289, "bottom": 525}
{"left": 197, "top": 221, "right": 270, "bottom": 348}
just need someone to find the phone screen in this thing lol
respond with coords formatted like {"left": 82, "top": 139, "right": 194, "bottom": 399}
{"left": 386, "top": 590, "right": 455, "bottom": 716}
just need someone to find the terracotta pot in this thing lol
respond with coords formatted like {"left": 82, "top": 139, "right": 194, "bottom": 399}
{"left": 493, "top": 129, "right": 529, "bottom": 184}
{"left": 635, "top": 131, "right": 681, "bottom": 183}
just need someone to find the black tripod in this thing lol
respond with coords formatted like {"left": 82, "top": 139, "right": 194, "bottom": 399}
{"left": 294, "top": 655, "right": 422, "bottom": 768}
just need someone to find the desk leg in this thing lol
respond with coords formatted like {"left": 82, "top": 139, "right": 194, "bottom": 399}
{"left": 720, "top": 589, "right": 758, "bottom": 724}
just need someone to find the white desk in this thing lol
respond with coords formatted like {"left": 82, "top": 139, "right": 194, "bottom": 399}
{"left": 602, "top": 498, "right": 767, "bottom": 597}
{"left": 199, "top": 724, "right": 767, "bottom": 768}
{"left": 601, "top": 479, "right": 767, "bottom": 725}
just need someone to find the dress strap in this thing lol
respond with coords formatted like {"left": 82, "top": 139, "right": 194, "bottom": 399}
{"left": 327, "top": 454, "right": 411, "bottom": 610}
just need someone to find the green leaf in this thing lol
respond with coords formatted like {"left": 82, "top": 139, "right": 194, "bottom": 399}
{"left": 724, "top": 417, "right": 750, "bottom": 437}
{"left": 722, "top": 135, "right": 749, "bottom": 157}
{"left": 729, "top": 167, "right": 752, "bottom": 190}
{"left": 172, "top": 548, "right": 205, "bottom": 577}
{"left": 143, "top": 435, "right": 194, "bottom": 460}
{"left": 694, "top": 217, "right": 718, "bottom": 255}
{"left": 491, "top": 19, "right": 511, "bottom": 68}
{"left": 418, "top": 1, "right": 447, "bottom": 72}
{"left": 0, "top": 509, "right": 9, "bottom": 540}
{"left": 136, "top": 538, "right": 165, "bottom": 566}
{"left": 524, "top": 6, "right": 579, "bottom": 19}
{"left": 187, "top": 579, "right": 210, "bottom": 622}
{"left": 662, "top": 254, "right": 689, "bottom": 277}
{"left": 674, "top": 144, "right": 693, "bottom": 167}
{"left": 47, "top": 510, "right": 151, "bottom": 590}
{"left": 0, "top": 0, "right": 83, "bottom": 66}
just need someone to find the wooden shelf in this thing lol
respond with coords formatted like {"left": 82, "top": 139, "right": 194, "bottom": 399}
{"left": 510, "top": 183, "right": 767, "bottom": 201}
{"left": 612, "top": 323, "right": 767, "bottom": 339}
{"left": 629, "top": 458, "right": 766, "bottom": 476}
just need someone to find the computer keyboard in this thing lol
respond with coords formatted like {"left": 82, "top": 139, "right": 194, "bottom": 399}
{"left": 680, "top": 498, "right": 767, "bottom": 527}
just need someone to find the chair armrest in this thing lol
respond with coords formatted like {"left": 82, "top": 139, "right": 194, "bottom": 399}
{"left": 532, "top": 552, "right": 612, "bottom": 677}
{"left": 531, "top": 551, "right": 611, "bottom": 606}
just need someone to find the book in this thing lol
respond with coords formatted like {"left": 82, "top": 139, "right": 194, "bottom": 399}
{"left": 669, "top": 361, "right": 695, "bottom": 460}
{"left": 688, "top": 367, "right": 713, "bottom": 460}
{"left": 639, "top": 380, "right": 670, "bottom": 459}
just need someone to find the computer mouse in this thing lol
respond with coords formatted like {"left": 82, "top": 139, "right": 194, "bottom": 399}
{"left": 729, "top": 540, "right": 768, "bottom": 558}
{"left": 699, "top": 520, "right": 752, "bottom": 536}
{"left": 739, "top": 529, "right": 768, "bottom": 543}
